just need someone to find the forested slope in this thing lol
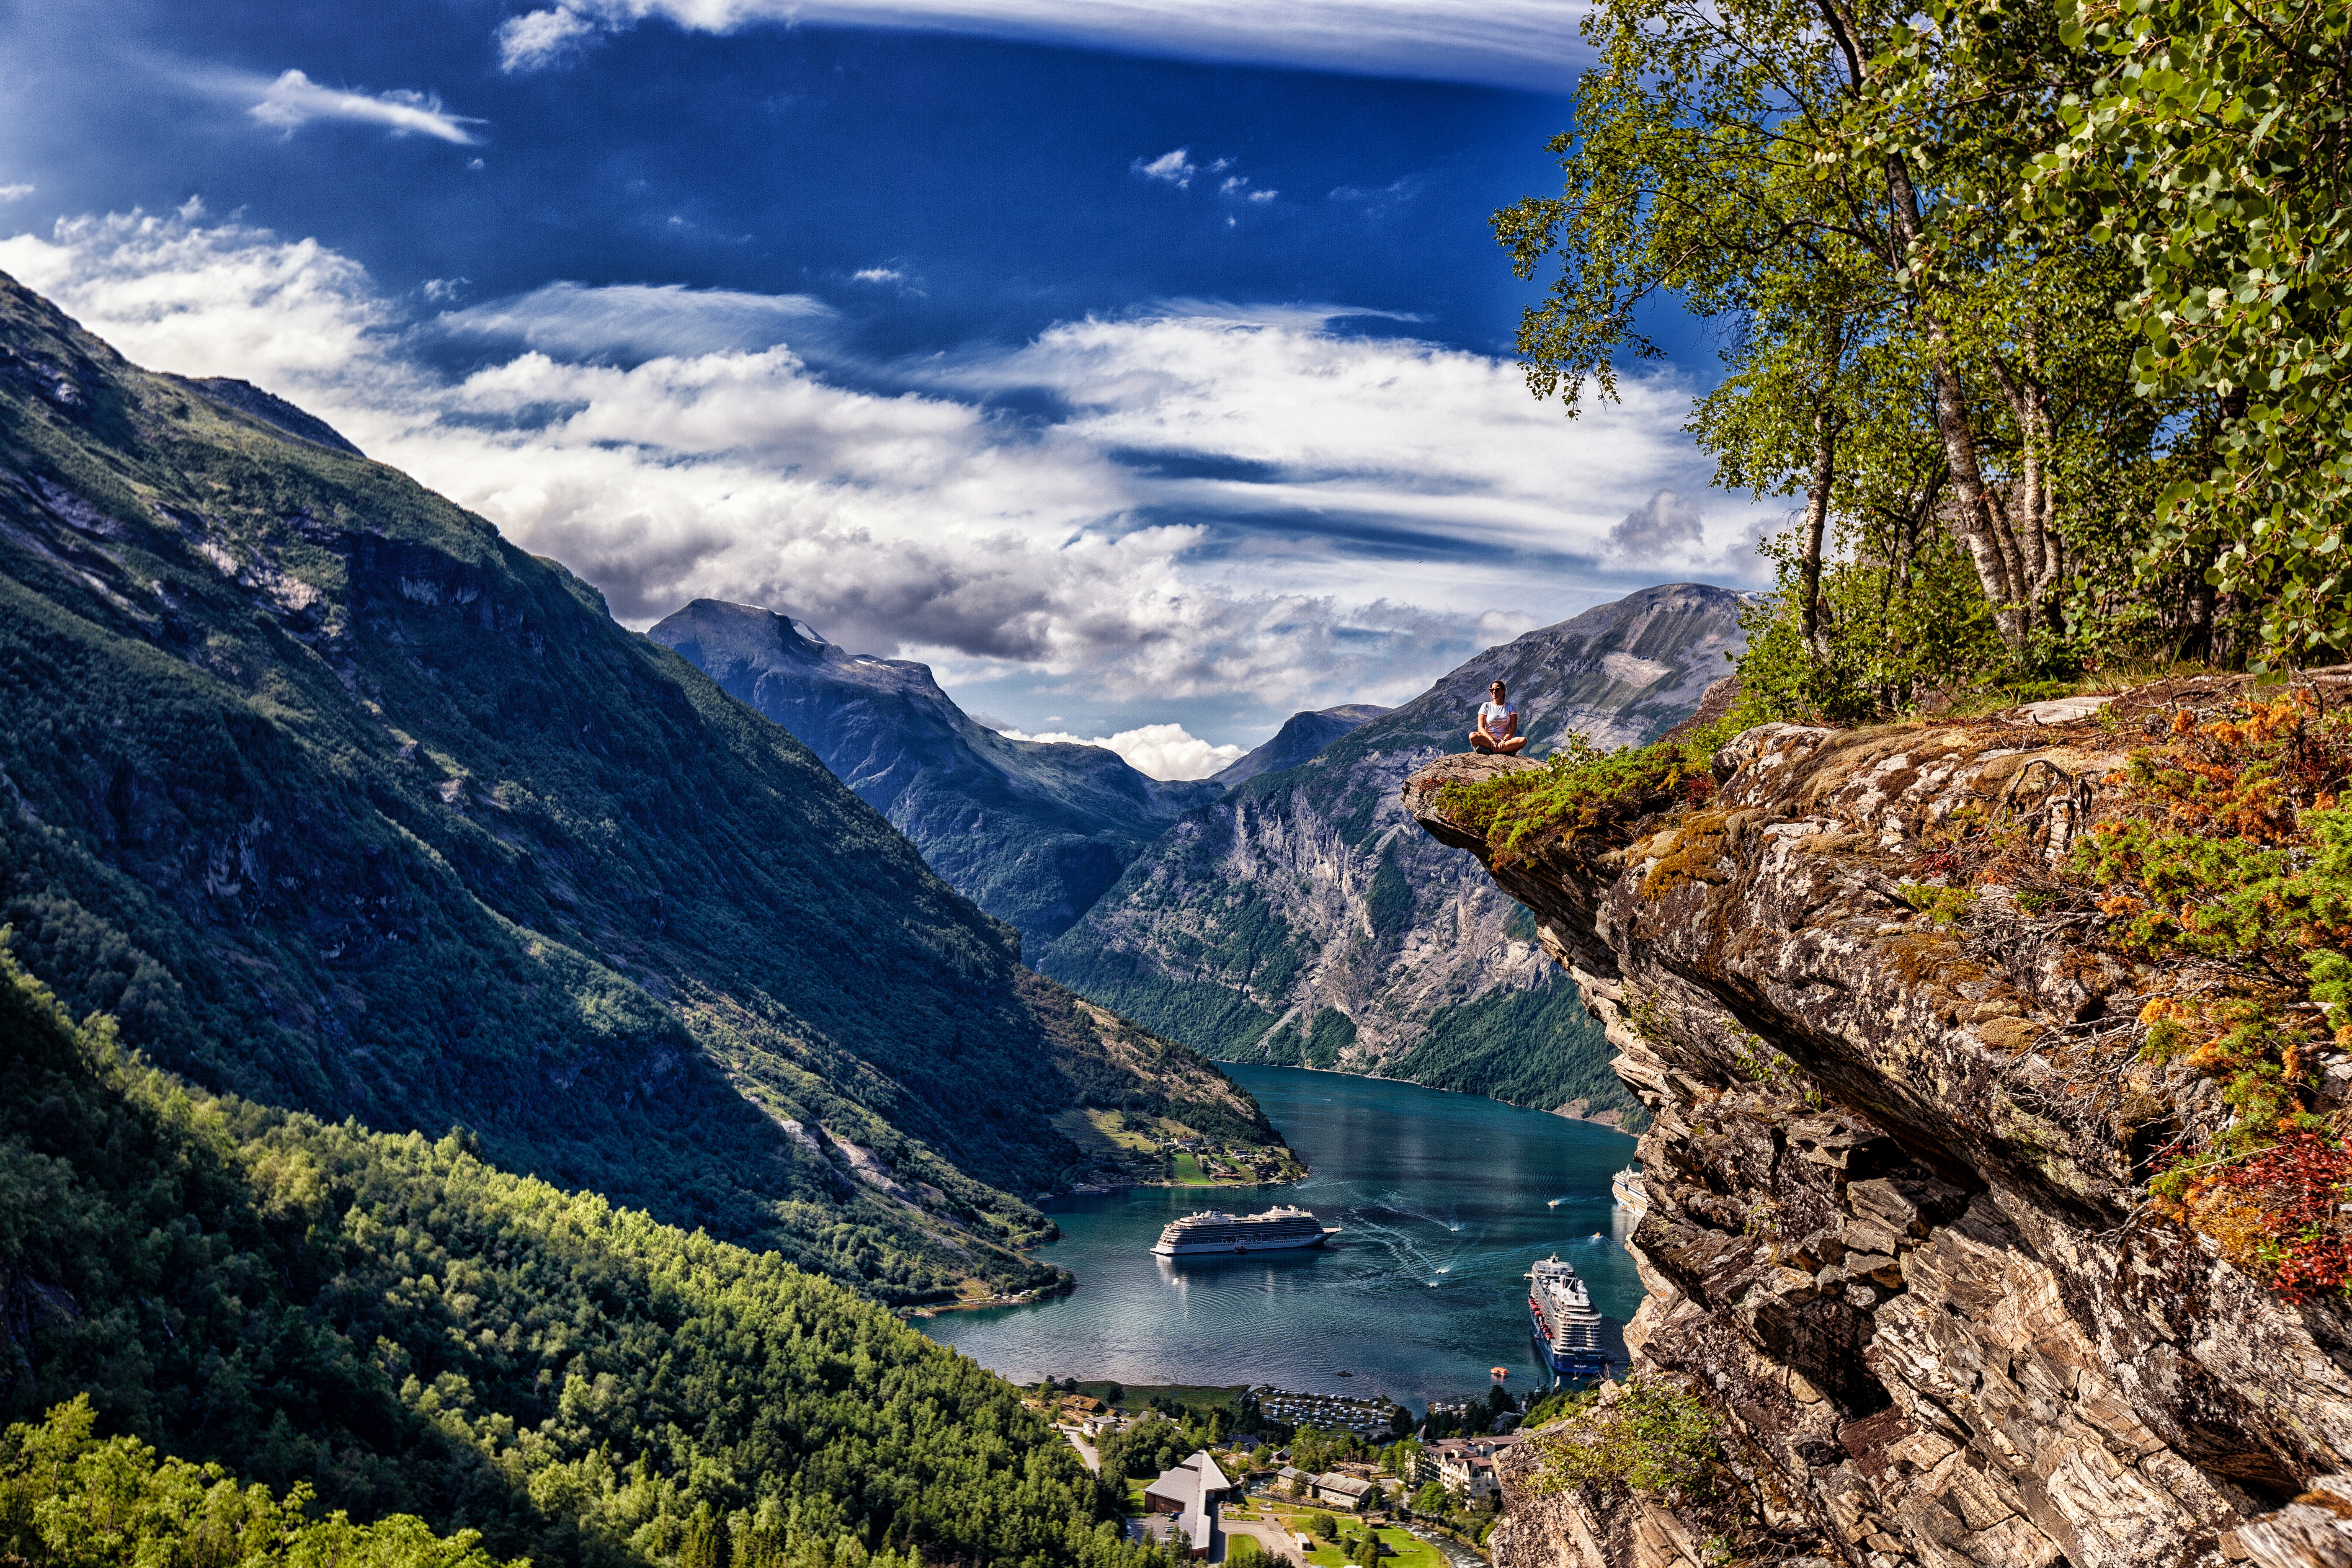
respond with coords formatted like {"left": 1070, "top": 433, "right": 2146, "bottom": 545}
{"left": 0, "top": 268, "right": 1289, "bottom": 1304}
{"left": 0, "top": 948, "right": 1147, "bottom": 1568}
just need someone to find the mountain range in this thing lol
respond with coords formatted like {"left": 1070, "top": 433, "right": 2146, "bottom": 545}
{"left": 0, "top": 256, "right": 1732, "bottom": 1568}
{"left": 1038, "top": 584, "right": 1748, "bottom": 1123}
{"left": 1209, "top": 704, "right": 1394, "bottom": 788}
{"left": 0, "top": 269, "right": 1294, "bottom": 1314}
{"left": 648, "top": 598, "right": 1235, "bottom": 946}
{"left": 651, "top": 581, "right": 1743, "bottom": 1126}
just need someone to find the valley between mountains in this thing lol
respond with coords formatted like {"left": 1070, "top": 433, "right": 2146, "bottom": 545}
{"left": 0, "top": 262, "right": 1720, "bottom": 1568}
{"left": 650, "top": 587, "right": 1746, "bottom": 1131}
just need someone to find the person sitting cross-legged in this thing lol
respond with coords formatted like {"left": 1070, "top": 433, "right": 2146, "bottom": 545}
{"left": 1470, "top": 679, "right": 1525, "bottom": 754}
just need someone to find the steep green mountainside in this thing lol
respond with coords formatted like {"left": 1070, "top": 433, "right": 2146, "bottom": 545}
{"left": 1039, "top": 584, "right": 1746, "bottom": 1122}
{"left": 1205, "top": 704, "right": 1391, "bottom": 789}
{"left": 0, "top": 950, "right": 1142, "bottom": 1568}
{"left": 650, "top": 600, "right": 1222, "bottom": 947}
{"left": 0, "top": 269, "right": 1290, "bottom": 1303}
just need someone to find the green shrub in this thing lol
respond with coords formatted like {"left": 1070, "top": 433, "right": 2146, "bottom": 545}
{"left": 1522, "top": 1378, "right": 1723, "bottom": 1505}
{"left": 1895, "top": 883, "right": 1977, "bottom": 928}
{"left": 1431, "top": 722, "right": 1741, "bottom": 867}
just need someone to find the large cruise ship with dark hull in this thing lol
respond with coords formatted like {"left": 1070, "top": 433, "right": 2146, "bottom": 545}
{"left": 1151, "top": 1205, "right": 1338, "bottom": 1256}
{"left": 1527, "top": 1254, "right": 1608, "bottom": 1377}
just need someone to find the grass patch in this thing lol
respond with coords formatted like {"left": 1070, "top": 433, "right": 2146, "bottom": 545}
{"left": 1432, "top": 722, "right": 1741, "bottom": 867}
{"left": 1050, "top": 1106, "right": 1164, "bottom": 1155}
{"left": 1291, "top": 1524, "right": 1439, "bottom": 1568}
{"left": 1071, "top": 1382, "right": 1249, "bottom": 1414}
{"left": 1171, "top": 1151, "right": 1215, "bottom": 1186}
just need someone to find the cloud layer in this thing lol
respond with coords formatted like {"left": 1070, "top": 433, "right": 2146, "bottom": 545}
{"left": 0, "top": 208, "right": 1753, "bottom": 731}
{"left": 493, "top": 0, "right": 1591, "bottom": 90}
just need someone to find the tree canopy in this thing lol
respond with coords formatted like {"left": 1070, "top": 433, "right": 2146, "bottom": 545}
{"left": 1499, "top": 0, "right": 2351, "bottom": 708}
{"left": 0, "top": 941, "right": 1166, "bottom": 1568}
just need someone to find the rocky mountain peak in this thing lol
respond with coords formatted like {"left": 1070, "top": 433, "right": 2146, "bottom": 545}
{"left": 1210, "top": 702, "right": 1394, "bottom": 788}
{"left": 650, "top": 597, "right": 1224, "bottom": 945}
{"left": 1041, "top": 583, "right": 1749, "bottom": 1116}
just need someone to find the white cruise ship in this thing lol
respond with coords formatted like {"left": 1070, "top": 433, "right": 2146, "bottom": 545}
{"left": 1527, "top": 1254, "right": 1608, "bottom": 1377}
{"left": 1611, "top": 1164, "right": 1648, "bottom": 1218}
{"left": 1150, "top": 1205, "right": 1337, "bottom": 1256}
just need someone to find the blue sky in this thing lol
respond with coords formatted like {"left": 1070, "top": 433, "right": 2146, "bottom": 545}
{"left": 0, "top": 0, "right": 1764, "bottom": 776}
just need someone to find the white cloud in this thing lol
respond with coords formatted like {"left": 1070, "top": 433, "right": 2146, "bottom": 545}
{"left": 0, "top": 184, "right": 33, "bottom": 202}
{"left": 0, "top": 208, "right": 1751, "bottom": 719}
{"left": 497, "top": 5, "right": 601, "bottom": 70}
{"left": 433, "top": 280, "right": 834, "bottom": 360}
{"left": 1135, "top": 149, "right": 1197, "bottom": 189}
{"left": 243, "top": 69, "right": 486, "bottom": 145}
{"left": 1609, "top": 489, "right": 1703, "bottom": 562}
{"left": 1247, "top": 188, "right": 1277, "bottom": 203}
{"left": 490, "top": 0, "right": 1591, "bottom": 91}
{"left": 1000, "top": 722, "right": 1244, "bottom": 779}
{"left": 852, "top": 267, "right": 904, "bottom": 284}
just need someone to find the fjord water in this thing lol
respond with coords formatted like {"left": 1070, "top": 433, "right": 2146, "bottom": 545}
{"left": 923, "top": 1065, "right": 1643, "bottom": 1408}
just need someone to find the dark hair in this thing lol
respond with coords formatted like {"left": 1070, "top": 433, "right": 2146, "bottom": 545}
{"left": 1490, "top": 680, "right": 1507, "bottom": 697}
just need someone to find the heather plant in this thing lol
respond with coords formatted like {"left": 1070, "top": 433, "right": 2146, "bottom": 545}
{"left": 2058, "top": 690, "right": 2352, "bottom": 1291}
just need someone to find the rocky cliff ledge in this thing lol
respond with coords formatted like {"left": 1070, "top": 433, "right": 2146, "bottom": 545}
{"left": 1407, "top": 686, "right": 2352, "bottom": 1568}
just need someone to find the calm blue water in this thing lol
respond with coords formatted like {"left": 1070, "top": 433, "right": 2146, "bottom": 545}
{"left": 922, "top": 1065, "right": 1643, "bottom": 1411}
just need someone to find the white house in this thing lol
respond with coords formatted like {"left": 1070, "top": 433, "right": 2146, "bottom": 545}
{"left": 1423, "top": 1435, "right": 1523, "bottom": 1501}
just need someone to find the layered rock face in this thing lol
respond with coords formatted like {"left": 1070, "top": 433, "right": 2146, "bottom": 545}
{"left": 1408, "top": 712, "right": 2352, "bottom": 1568}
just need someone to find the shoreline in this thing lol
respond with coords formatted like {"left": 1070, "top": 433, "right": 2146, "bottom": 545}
{"left": 1212, "top": 1059, "right": 1639, "bottom": 1137}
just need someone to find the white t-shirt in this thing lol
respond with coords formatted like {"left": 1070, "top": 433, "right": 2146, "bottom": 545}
{"left": 1478, "top": 700, "right": 1516, "bottom": 730}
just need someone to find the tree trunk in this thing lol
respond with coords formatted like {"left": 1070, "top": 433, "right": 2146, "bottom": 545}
{"left": 1984, "top": 321, "right": 2067, "bottom": 641}
{"left": 1881, "top": 159, "right": 2030, "bottom": 651}
{"left": 1800, "top": 407, "right": 1837, "bottom": 660}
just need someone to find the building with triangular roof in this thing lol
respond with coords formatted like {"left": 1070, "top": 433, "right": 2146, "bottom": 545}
{"left": 1141, "top": 1451, "right": 1233, "bottom": 1558}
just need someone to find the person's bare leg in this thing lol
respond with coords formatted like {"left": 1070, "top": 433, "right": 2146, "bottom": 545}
{"left": 1470, "top": 732, "right": 1496, "bottom": 752}
{"left": 1498, "top": 735, "right": 1526, "bottom": 754}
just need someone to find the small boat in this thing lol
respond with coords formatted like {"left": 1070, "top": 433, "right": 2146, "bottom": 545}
{"left": 1546, "top": 1198, "right": 1560, "bottom": 1209}
{"left": 1490, "top": 1366, "right": 1509, "bottom": 1380}
{"left": 1336, "top": 1369, "right": 1353, "bottom": 1377}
